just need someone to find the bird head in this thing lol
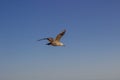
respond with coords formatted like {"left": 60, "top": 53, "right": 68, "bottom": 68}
{"left": 60, "top": 42, "right": 65, "bottom": 46}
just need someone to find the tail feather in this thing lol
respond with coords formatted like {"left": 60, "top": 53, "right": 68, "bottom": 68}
{"left": 46, "top": 43, "right": 51, "bottom": 45}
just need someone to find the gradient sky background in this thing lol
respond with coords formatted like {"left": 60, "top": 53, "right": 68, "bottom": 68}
{"left": 0, "top": 0, "right": 120, "bottom": 80}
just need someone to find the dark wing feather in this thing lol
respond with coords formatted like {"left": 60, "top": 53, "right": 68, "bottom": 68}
{"left": 55, "top": 29, "right": 66, "bottom": 41}
{"left": 37, "top": 37, "right": 54, "bottom": 42}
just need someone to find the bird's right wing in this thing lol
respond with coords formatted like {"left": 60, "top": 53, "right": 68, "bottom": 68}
{"left": 55, "top": 29, "right": 66, "bottom": 41}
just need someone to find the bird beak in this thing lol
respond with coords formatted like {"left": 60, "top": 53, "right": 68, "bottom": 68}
{"left": 63, "top": 45, "right": 66, "bottom": 47}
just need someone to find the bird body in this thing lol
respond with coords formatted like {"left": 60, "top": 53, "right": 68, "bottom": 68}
{"left": 50, "top": 41, "right": 64, "bottom": 46}
{"left": 37, "top": 29, "right": 66, "bottom": 46}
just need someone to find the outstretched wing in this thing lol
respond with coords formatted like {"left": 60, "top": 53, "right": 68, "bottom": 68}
{"left": 37, "top": 37, "right": 54, "bottom": 42}
{"left": 55, "top": 29, "right": 66, "bottom": 41}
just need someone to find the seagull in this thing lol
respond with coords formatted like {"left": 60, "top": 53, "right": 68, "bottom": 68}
{"left": 37, "top": 29, "right": 66, "bottom": 46}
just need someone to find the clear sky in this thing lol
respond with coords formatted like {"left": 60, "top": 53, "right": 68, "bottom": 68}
{"left": 0, "top": 0, "right": 120, "bottom": 80}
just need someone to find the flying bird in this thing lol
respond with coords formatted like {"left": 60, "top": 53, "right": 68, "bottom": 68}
{"left": 37, "top": 29, "right": 66, "bottom": 46}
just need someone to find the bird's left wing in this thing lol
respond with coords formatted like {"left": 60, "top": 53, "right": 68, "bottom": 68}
{"left": 37, "top": 37, "right": 54, "bottom": 42}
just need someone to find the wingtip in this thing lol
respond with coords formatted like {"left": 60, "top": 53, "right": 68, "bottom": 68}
{"left": 37, "top": 38, "right": 47, "bottom": 41}
{"left": 63, "top": 29, "right": 66, "bottom": 32}
{"left": 37, "top": 39, "right": 41, "bottom": 41}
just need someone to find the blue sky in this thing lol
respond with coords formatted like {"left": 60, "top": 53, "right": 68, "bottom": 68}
{"left": 0, "top": 0, "right": 120, "bottom": 80}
